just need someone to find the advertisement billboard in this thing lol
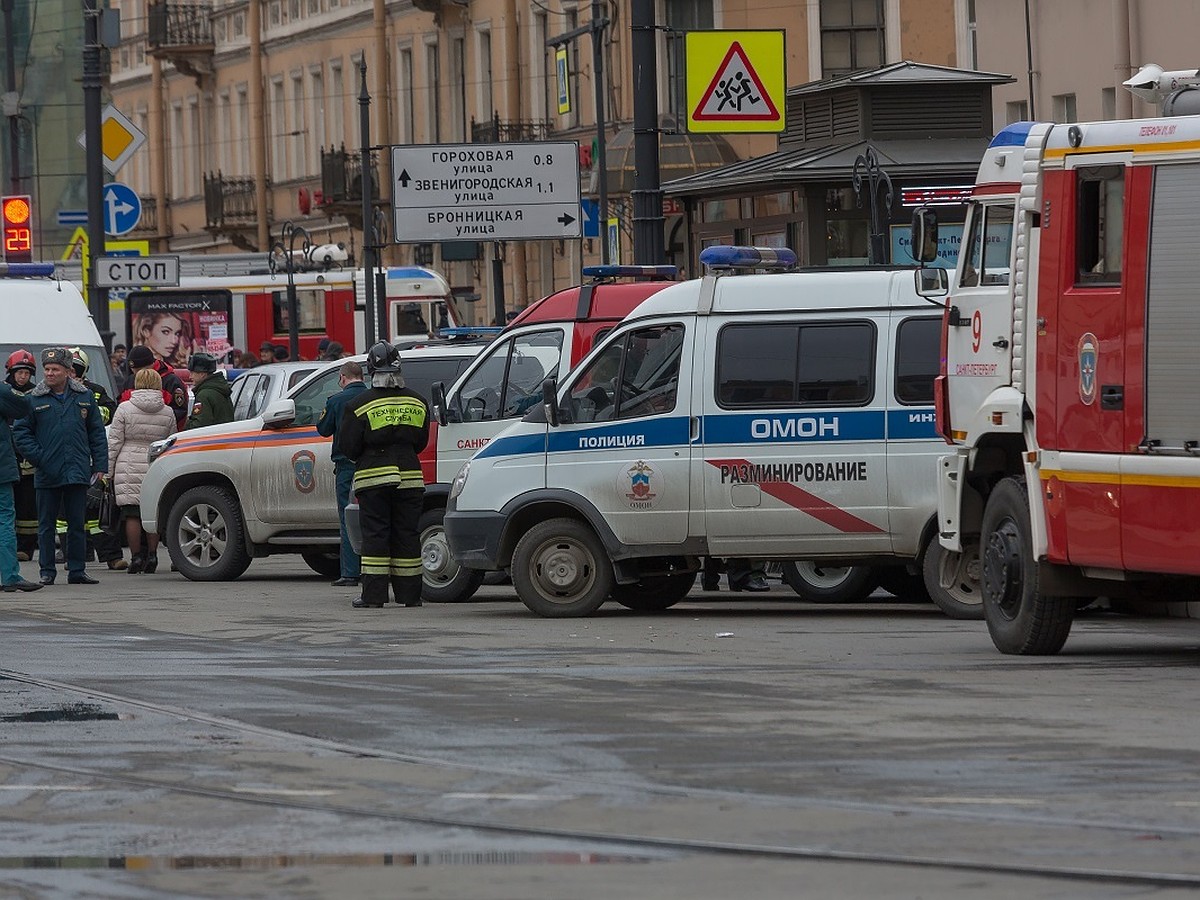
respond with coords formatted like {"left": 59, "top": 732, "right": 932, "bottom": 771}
{"left": 126, "top": 290, "right": 233, "bottom": 367}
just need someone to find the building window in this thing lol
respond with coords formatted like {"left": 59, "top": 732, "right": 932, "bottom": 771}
{"left": 329, "top": 61, "right": 344, "bottom": 148}
{"left": 425, "top": 40, "right": 441, "bottom": 143}
{"left": 218, "top": 91, "right": 232, "bottom": 175}
{"left": 966, "top": 0, "right": 978, "bottom": 70}
{"left": 820, "top": 0, "right": 885, "bottom": 78}
{"left": 561, "top": 8, "right": 580, "bottom": 129}
{"left": 1052, "top": 92, "right": 1077, "bottom": 123}
{"left": 236, "top": 85, "right": 250, "bottom": 173}
{"left": 397, "top": 47, "right": 414, "bottom": 144}
{"left": 187, "top": 97, "right": 201, "bottom": 196}
{"left": 270, "top": 77, "right": 286, "bottom": 179}
{"left": 1102, "top": 87, "right": 1116, "bottom": 120}
{"left": 477, "top": 29, "right": 493, "bottom": 123}
{"left": 1005, "top": 100, "right": 1028, "bottom": 123}
{"left": 310, "top": 68, "right": 325, "bottom": 175}
{"left": 450, "top": 36, "right": 467, "bottom": 142}
{"left": 533, "top": 10, "right": 552, "bottom": 123}
{"left": 291, "top": 72, "right": 306, "bottom": 178}
{"left": 664, "top": 0, "right": 713, "bottom": 120}
{"left": 170, "top": 102, "right": 184, "bottom": 198}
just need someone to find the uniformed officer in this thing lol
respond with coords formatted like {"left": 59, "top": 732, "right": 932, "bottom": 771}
{"left": 338, "top": 342, "right": 429, "bottom": 609}
{"left": 185, "top": 353, "right": 234, "bottom": 429}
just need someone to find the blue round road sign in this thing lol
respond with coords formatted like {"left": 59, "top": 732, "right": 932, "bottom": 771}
{"left": 103, "top": 182, "right": 141, "bottom": 236}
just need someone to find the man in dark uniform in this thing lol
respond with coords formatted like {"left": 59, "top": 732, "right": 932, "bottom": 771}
{"left": 5, "top": 349, "right": 39, "bottom": 560}
{"left": 317, "top": 360, "right": 368, "bottom": 588}
{"left": 13, "top": 347, "right": 108, "bottom": 585}
{"left": 339, "top": 342, "right": 429, "bottom": 609}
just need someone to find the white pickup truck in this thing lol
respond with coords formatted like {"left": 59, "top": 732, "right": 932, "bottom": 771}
{"left": 140, "top": 344, "right": 484, "bottom": 581}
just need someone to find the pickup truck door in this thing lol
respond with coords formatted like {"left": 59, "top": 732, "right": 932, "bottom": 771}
{"left": 249, "top": 366, "right": 340, "bottom": 526}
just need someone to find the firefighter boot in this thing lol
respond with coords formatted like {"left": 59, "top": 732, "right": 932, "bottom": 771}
{"left": 354, "top": 574, "right": 389, "bottom": 608}
{"left": 391, "top": 575, "right": 422, "bottom": 608}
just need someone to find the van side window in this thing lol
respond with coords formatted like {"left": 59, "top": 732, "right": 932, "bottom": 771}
{"left": 457, "top": 329, "right": 565, "bottom": 421}
{"left": 1075, "top": 165, "right": 1124, "bottom": 285}
{"left": 717, "top": 322, "right": 875, "bottom": 408}
{"left": 960, "top": 202, "right": 1014, "bottom": 287}
{"left": 894, "top": 317, "right": 940, "bottom": 405}
{"left": 569, "top": 324, "right": 685, "bottom": 422}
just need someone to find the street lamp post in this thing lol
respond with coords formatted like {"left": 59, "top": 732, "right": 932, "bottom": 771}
{"left": 852, "top": 146, "right": 894, "bottom": 265}
{"left": 268, "top": 221, "right": 313, "bottom": 361}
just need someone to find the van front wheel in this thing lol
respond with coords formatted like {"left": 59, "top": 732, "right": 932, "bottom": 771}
{"left": 512, "top": 518, "right": 614, "bottom": 618}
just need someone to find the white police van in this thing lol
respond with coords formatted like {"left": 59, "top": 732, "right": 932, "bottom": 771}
{"left": 444, "top": 246, "right": 980, "bottom": 618}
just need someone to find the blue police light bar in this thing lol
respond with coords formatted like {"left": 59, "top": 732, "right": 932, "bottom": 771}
{"left": 0, "top": 262, "right": 54, "bottom": 277}
{"left": 698, "top": 245, "right": 797, "bottom": 271}
{"left": 582, "top": 264, "right": 678, "bottom": 280}
{"left": 438, "top": 326, "right": 504, "bottom": 338}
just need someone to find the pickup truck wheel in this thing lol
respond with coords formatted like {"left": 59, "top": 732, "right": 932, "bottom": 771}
{"left": 922, "top": 538, "right": 984, "bottom": 620}
{"left": 781, "top": 562, "right": 878, "bottom": 603}
{"left": 302, "top": 550, "right": 341, "bottom": 579}
{"left": 512, "top": 518, "right": 613, "bottom": 617}
{"left": 166, "top": 486, "right": 251, "bottom": 582}
{"left": 419, "top": 508, "right": 484, "bottom": 603}
{"left": 981, "top": 478, "right": 1075, "bottom": 655}
{"left": 612, "top": 572, "right": 696, "bottom": 612}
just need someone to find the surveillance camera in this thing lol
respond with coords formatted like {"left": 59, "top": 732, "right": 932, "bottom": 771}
{"left": 1124, "top": 63, "right": 1200, "bottom": 104}
{"left": 310, "top": 242, "right": 349, "bottom": 268}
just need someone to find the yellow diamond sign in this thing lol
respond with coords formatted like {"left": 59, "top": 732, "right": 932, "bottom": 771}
{"left": 76, "top": 104, "right": 146, "bottom": 175}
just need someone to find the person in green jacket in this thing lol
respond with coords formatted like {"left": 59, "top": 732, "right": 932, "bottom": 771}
{"left": 185, "top": 354, "right": 234, "bottom": 429}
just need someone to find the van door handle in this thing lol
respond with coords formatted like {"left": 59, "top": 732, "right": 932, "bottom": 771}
{"left": 1101, "top": 384, "right": 1124, "bottom": 410}
{"left": 690, "top": 416, "right": 701, "bottom": 442}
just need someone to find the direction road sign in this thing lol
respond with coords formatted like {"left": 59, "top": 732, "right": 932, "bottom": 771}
{"left": 103, "top": 182, "right": 141, "bottom": 236}
{"left": 391, "top": 141, "right": 582, "bottom": 242}
{"left": 95, "top": 254, "right": 180, "bottom": 289}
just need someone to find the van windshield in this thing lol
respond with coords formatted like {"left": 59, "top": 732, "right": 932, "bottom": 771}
{"left": 0, "top": 344, "right": 116, "bottom": 397}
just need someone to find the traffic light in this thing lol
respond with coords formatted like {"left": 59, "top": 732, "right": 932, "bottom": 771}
{"left": 1, "top": 195, "right": 33, "bottom": 263}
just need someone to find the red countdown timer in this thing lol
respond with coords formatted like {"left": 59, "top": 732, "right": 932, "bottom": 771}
{"left": 2, "top": 195, "right": 33, "bottom": 263}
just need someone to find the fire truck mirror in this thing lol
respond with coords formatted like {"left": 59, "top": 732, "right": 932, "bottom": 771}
{"left": 911, "top": 206, "right": 940, "bottom": 264}
{"left": 914, "top": 266, "right": 949, "bottom": 299}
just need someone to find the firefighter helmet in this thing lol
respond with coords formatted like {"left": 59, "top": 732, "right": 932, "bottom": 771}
{"left": 5, "top": 349, "right": 36, "bottom": 374}
{"left": 365, "top": 341, "right": 401, "bottom": 375}
{"left": 68, "top": 347, "right": 89, "bottom": 376}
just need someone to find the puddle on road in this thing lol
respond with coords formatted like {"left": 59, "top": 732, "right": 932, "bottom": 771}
{"left": 0, "top": 850, "right": 654, "bottom": 871}
{"left": 0, "top": 704, "right": 119, "bottom": 723}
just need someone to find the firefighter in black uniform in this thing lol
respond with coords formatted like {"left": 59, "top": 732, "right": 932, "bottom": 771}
{"left": 339, "top": 342, "right": 429, "bottom": 609}
{"left": 5, "top": 350, "right": 39, "bottom": 560}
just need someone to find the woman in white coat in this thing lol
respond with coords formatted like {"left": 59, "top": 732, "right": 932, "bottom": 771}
{"left": 109, "top": 368, "right": 177, "bottom": 573}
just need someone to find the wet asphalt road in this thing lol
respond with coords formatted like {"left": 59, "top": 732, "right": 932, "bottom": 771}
{"left": 2, "top": 556, "right": 1200, "bottom": 899}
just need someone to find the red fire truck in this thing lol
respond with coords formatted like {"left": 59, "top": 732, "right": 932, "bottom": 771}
{"left": 922, "top": 114, "right": 1200, "bottom": 655}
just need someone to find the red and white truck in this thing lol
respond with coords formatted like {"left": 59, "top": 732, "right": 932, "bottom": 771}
{"left": 923, "top": 113, "right": 1200, "bottom": 654}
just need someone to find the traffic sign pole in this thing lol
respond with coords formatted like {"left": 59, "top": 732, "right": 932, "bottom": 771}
{"left": 83, "top": 0, "right": 111, "bottom": 349}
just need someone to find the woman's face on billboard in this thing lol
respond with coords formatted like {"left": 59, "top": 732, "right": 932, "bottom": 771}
{"left": 146, "top": 314, "right": 184, "bottom": 359}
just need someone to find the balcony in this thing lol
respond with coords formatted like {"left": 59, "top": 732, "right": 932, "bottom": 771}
{"left": 204, "top": 172, "right": 268, "bottom": 251}
{"left": 129, "top": 196, "right": 159, "bottom": 235}
{"left": 319, "top": 145, "right": 386, "bottom": 230}
{"left": 147, "top": 1, "right": 214, "bottom": 83}
{"left": 471, "top": 114, "right": 550, "bottom": 143}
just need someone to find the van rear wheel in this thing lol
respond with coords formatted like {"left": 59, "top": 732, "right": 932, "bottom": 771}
{"left": 781, "top": 562, "right": 878, "bottom": 603}
{"left": 612, "top": 572, "right": 696, "bottom": 612}
{"left": 512, "top": 518, "right": 614, "bottom": 618}
{"left": 922, "top": 538, "right": 984, "bottom": 619}
{"left": 419, "top": 508, "right": 485, "bottom": 603}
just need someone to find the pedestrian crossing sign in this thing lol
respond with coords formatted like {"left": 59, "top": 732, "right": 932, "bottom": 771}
{"left": 686, "top": 30, "right": 785, "bottom": 134}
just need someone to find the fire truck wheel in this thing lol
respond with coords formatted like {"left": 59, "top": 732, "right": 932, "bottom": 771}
{"left": 921, "top": 539, "right": 984, "bottom": 620}
{"left": 876, "top": 566, "right": 931, "bottom": 602}
{"left": 512, "top": 517, "right": 614, "bottom": 618}
{"left": 302, "top": 550, "right": 341, "bottom": 579}
{"left": 980, "top": 477, "right": 1075, "bottom": 655}
{"left": 166, "top": 485, "right": 252, "bottom": 582}
{"left": 611, "top": 571, "right": 697, "bottom": 611}
{"left": 780, "top": 562, "right": 878, "bottom": 603}
{"left": 419, "top": 508, "right": 485, "bottom": 603}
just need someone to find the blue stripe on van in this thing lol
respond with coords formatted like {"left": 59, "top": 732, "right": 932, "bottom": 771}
{"left": 886, "top": 408, "right": 939, "bottom": 439}
{"left": 703, "top": 410, "right": 886, "bottom": 444}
